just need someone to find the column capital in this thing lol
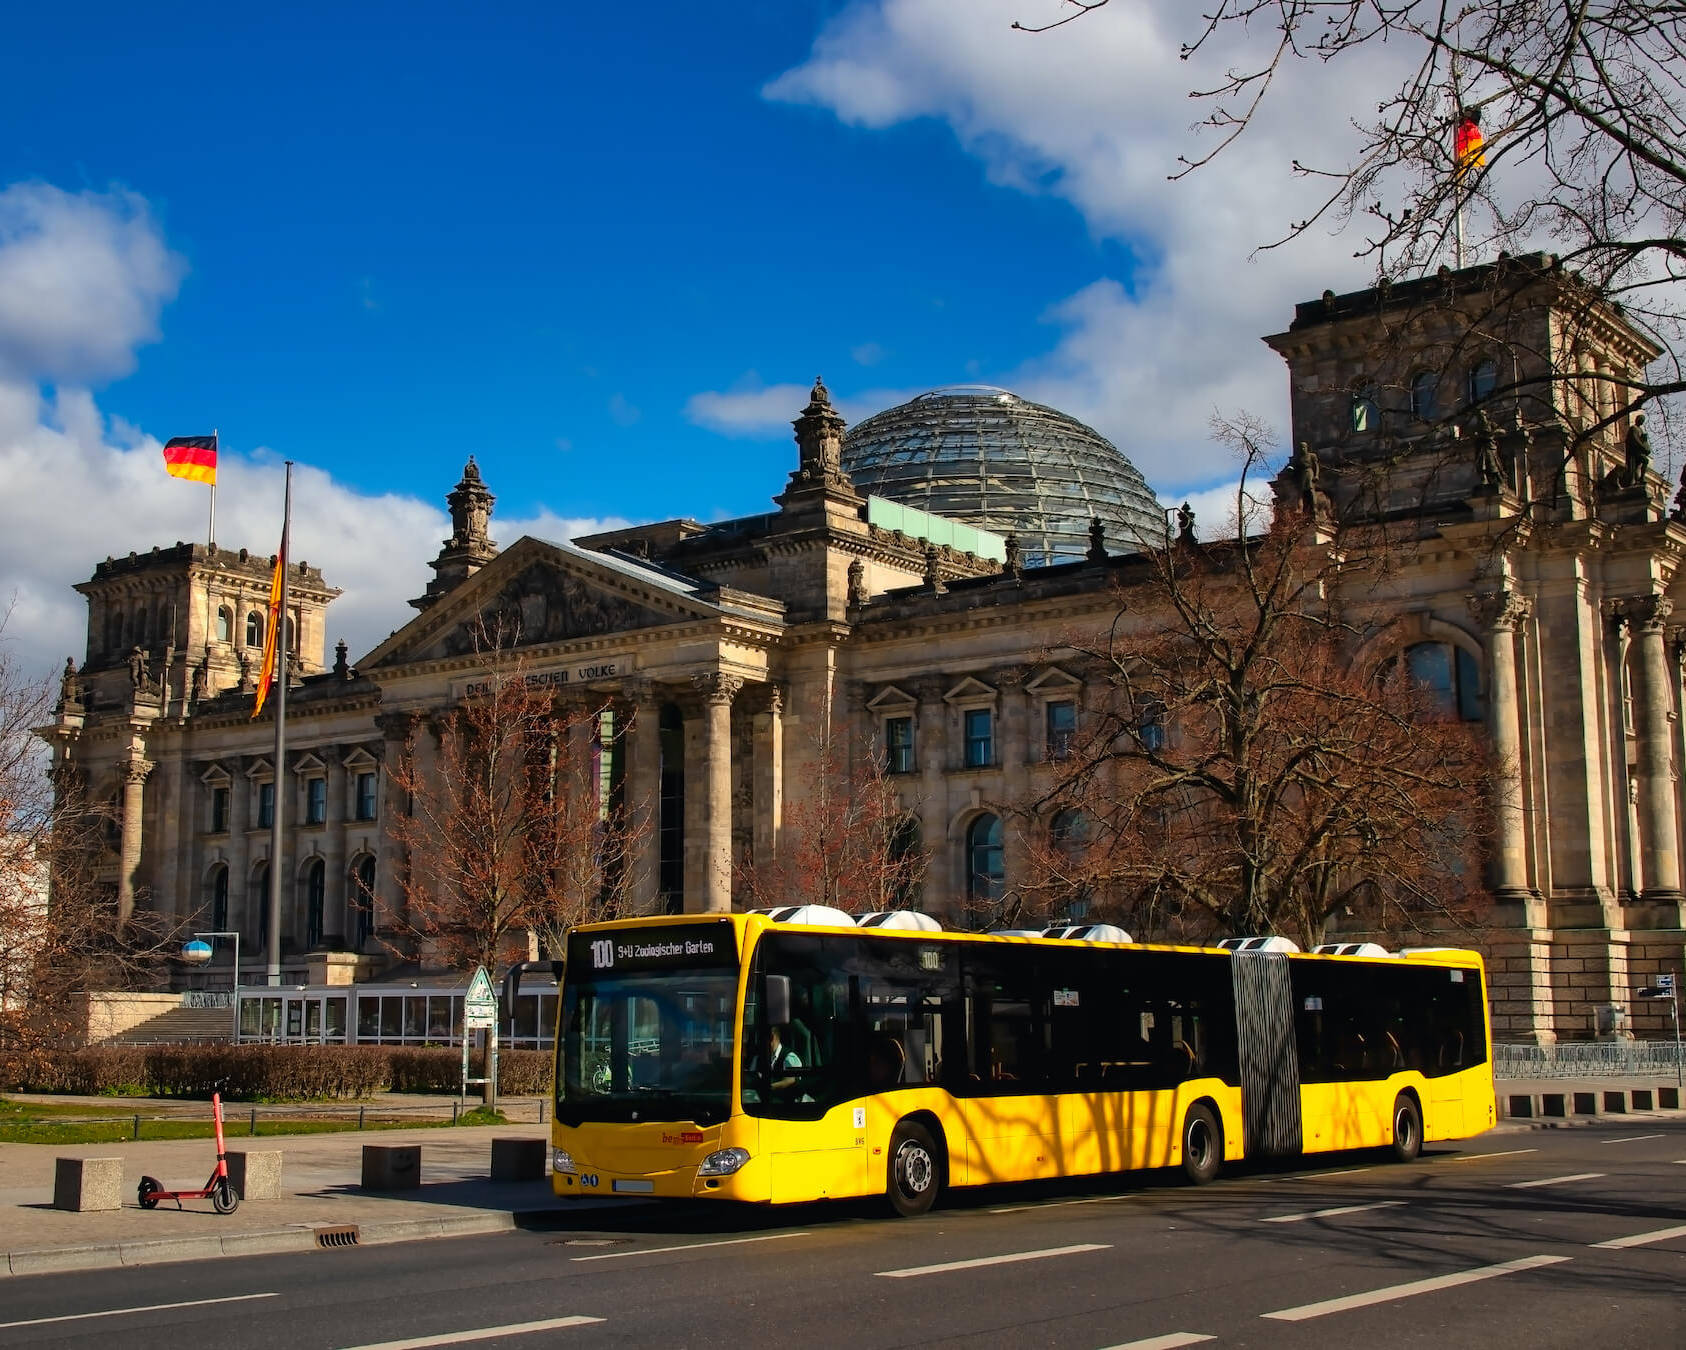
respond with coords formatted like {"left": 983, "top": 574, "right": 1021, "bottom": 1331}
{"left": 621, "top": 676, "right": 658, "bottom": 707}
{"left": 690, "top": 672, "right": 743, "bottom": 706}
{"left": 1466, "top": 588, "right": 1532, "bottom": 632}
{"left": 1624, "top": 593, "right": 1674, "bottom": 633}
{"left": 121, "top": 756, "right": 154, "bottom": 786}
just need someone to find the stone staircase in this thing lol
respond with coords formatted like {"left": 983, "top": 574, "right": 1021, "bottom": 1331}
{"left": 103, "top": 1006, "right": 238, "bottom": 1044}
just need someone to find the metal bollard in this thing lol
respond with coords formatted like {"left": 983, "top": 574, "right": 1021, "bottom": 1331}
{"left": 250, "top": 1108, "right": 258, "bottom": 1137}
{"left": 132, "top": 1115, "right": 140, "bottom": 1141}
{"left": 538, "top": 1097, "right": 545, "bottom": 1125}
{"left": 451, "top": 1102, "right": 460, "bottom": 1125}
{"left": 358, "top": 1105, "right": 366, "bottom": 1130}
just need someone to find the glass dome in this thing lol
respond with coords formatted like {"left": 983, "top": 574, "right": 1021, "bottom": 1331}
{"left": 841, "top": 387, "right": 1164, "bottom": 564}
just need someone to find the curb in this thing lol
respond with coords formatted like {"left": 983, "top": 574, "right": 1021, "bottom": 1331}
{"left": 2, "top": 1209, "right": 543, "bottom": 1278}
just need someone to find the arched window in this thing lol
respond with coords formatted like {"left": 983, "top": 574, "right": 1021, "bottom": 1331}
{"left": 209, "top": 864, "right": 229, "bottom": 933}
{"left": 303, "top": 858, "right": 325, "bottom": 949}
{"left": 1049, "top": 808, "right": 1093, "bottom": 919}
{"left": 285, "top": 614, "right": 297, "bottom": 654}
{"left": 246, "top": 611, "right": 264, "bottom": 648}
{"left": 136, "top": 607, "right": 151, "bottom": 644}
{"left": 216, "top": 606, "right": 233, "bottom": 642}
{"left": 966, "top": 813, "right": 1005, "bottom": 907}
{"left": 107, "top": 610, "right": 123, "bottom": 651}
{"left": 1410, "top": 371, "right": 1440, "bottom": 422}
{"left": 1350, "top": 388, "right": 1379, "bottom": 434}
{"left": 352, "top": 855, "right": 376, "bottom": 947}
{"left": 251, "top": 861, "right": 270, "bottom": 951}
{"left": 1403, "top": 641, "right": 1484, "bottom": 722}
{"left": 1467, "top": 359, "right": 1498, "bottom": 405}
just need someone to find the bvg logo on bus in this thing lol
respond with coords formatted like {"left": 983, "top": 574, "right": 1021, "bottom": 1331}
{"left": 662, "top": 1131, "right": 705, "bottom": 1145}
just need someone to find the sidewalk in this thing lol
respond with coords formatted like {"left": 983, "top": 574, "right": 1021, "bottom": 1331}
{"left": 0, "top": 1119, "right": 603, "bottom": 1277}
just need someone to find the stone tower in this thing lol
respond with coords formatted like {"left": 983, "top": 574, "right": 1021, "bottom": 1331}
{"left": 412, "top": 457, "right": 499, "bottom": 610}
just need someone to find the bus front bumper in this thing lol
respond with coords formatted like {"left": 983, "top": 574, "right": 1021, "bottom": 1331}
{"left": 551, "top": 1142, "right": 769, "bottom": 1202}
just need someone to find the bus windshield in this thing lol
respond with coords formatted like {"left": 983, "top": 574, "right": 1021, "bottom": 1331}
{"left": 559, "top": 922, "right": 742, "bottom": 1127}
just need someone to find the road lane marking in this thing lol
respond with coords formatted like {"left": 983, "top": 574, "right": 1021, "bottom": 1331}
{"left": 1506, "top": 1173, "right": 1606, "bottom": 1189}
{"left": 989, "top": 1195, "right": 1137, "bottom": 1214}
{"left": 1097, "top": 1335, "right": 1215, "bottom": 1349}
{"left": 1262, "top": 1201, "right": 1405, "bottom": 1224}
{"left": 1447, "top": 1148, "right": 1537, "bottom": 1162}
{"left": 569, "top": 1232, "right": 809, "bottom": 1262}
{"left": 336, "top": 1317, "right": 604, "bottom": 1350}
{"left": 1601, "top": 1134, "right": 1664, "bottom": 1144}
{"left": 1590, "top": 1223, "right": 1686, "bottom": 1250}
{"left": 0, "top": 1293, "right": 278, "bottom": 1331}
{"left": 877, "top": 1243, "right": 1111, "bottom": 1278}
{"left": 1260, "top": 1254, "right": 1569, "bottom": 1321}
{"left": 1282, "top": 1166, "right": 1372, "bottom": 1180}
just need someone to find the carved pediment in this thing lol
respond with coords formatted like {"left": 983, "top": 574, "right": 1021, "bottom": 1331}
{"left": 363, "top": 538, "right": 722, "bottom": 670}
{"left": 414, "top": 564, "right": 674, "bottom": 661}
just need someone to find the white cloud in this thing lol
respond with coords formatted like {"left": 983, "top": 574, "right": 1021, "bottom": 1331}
{"left": 607, "top": 392, "right": 642, "bottom": 427}
{"left": 686, "top": 374, "right": 922, "bottom": 439}
{"left": 763, "top": 0, "right": 1418, "bottom": 493}
{"left": 851, "top": 341, "right": 888, "bottom": 367}
{"left": 0, "top": 186, "right": 627, "bottom": 679}
{"left": 0, "top": 183, "right": 185, "bottom": 384}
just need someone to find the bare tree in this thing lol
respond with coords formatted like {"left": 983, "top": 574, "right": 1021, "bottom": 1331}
{"left": 1017, "top": 2, "right": 1686, "bottom": 431}
{"left": 384, "top": 618, "right": 643, "bottom": 1102}
{"left": 1024, "top": 423, "right": 1493, "bottom": 947}
{"left": 735, "top": 712, "right": 928, "bottom": 915}
{"left": 2, "top": 614, "right": 173, "bottom": 1064}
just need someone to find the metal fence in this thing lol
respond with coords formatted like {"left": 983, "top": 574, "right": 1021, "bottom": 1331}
{"left": 1495, "top": 1040, "right": 1686, "bottom": 1079}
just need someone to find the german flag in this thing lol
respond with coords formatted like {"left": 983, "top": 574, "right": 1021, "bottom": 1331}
{"left": 251, "top": 543, "right": 285, "bottom": 719}
{"left": 163, "top": 434, "right": 218, "bottom": 485}
{"left": 1455, "top": 109, "right": 1485, "bottom": 180}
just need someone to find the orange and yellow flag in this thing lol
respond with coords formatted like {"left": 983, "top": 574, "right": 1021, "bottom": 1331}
{"left": 251, "top": 542, "right": 286, "bottom": 719}
{"left": 1455, "top": 110, "right": 1485, "bottom": 179}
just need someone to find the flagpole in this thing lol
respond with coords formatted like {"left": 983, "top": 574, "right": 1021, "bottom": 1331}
{"left": 265, "top": 462, "right": 292, "bottom": 986}
{"left": 209, "top": 428, "right": 218, "bottom": 548}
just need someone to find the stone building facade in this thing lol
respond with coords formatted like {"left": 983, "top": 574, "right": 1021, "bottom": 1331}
{"left": 41, "top": 258, "right": 1686, "bottom": 1044}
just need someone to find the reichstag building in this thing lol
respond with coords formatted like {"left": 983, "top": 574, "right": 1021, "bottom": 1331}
{"left": 43, "top": 256, "right": 1686, "bottom": 1046}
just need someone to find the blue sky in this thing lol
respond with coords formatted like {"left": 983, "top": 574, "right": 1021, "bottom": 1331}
{"left": 0, "top": 2, "right": 1384, "bottom": 670}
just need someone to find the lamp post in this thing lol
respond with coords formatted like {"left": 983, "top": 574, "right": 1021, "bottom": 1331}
{"left": 181, "top": 930, "right": 241, "bottom": 1042}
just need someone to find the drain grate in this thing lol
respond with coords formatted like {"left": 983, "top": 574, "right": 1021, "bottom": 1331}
{"left": 315, "top": 1224, "right": 361, "bottom": 1248}
{"left": 549, "top": 1238, "right": 633, "bottom": 1248}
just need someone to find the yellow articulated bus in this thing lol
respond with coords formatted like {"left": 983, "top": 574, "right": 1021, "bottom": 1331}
{"left": 549, "top": 909, "right": 1494, "bottom": 1215}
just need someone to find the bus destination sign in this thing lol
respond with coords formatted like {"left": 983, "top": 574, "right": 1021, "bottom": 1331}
{"left": 572, "top": 923, "right": 738, "bottom": 974}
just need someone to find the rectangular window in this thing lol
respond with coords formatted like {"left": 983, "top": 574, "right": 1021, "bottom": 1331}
{"left": 256, "top": 781, "right": 275, "bottom": 829}
{"left": 355, "top": 771, "right": 378, "bottom": 821}
{"left": 305, "top": 777, "right": 327, "bottom": 825}
{"left": 963, "top": 708, "right": 993, "bottom": 768}
{"left": 1046, "top": 700, "right": 1077, "bottom": 760}
{"left": 885, "top": 716, "right": 915, "bottom": 774}
{"left": 210, "top": 786, "right": 229, "bottom": 833}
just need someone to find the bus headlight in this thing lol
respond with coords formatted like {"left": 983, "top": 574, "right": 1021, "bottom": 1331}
{"left": 552, "top": 1148, "right": 577, "bottom": 1175}
{"left": 697, "top": 1147, "right": 750, "bottom": 1177}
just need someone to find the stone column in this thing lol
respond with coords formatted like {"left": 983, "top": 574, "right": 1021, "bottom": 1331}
{"left": 373, "top": 712, "right": 419, "bottom": 941}
{"left": 117, "top": 753, "right": 153, "bottom": 926}
{"left": 1467, "top": 589, "right": 1534, "bottom": 901}
{"left": 1626, "top": 595, "right": 1683, "bottom": 901}
{"left": 687, "top": 674, "right": 741, "bottom": 914}
{"left": 751, "top": 684, "right": 784, "bottom": 878}
{"left": 622, "top": 680, "right": 663, "bottom": 914}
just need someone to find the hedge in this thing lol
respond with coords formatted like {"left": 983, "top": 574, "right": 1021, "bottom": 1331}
{"left": 0, "top": 1044, "right": 554, "bottom": 1101}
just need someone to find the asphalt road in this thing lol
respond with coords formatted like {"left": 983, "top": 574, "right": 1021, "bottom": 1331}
{"left": 4, "top": 1122, "right": 1683, "bottom": 1349}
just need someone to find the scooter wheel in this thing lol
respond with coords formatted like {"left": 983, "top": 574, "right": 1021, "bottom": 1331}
{"left": 137, "top": 1177, "right": 162, "bottom": 1210}
{"left": 212, "top": 1178, "right": 239, "bottom": 1214}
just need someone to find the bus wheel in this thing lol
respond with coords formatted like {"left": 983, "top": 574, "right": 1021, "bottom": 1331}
{"left": 887, "top": 1120, "right": 941, "bottom": 1217}
{"left": 1181, "top": 1105, "right": 1222, "bottom": 1185}
{"left": 1389, "top": 1094, "right": 1422, "bottom": 1163}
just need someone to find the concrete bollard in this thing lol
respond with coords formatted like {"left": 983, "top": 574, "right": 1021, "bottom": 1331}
{"left": 53, "top": 1157, "right": 124, "bottom": 1212}
{"left": 361, "top": 1143, "right": 421, "bottom": 1190}
{"left": 490, "top": 1137, "right": 547, "bottom": 1182}
{"left": 226, "top": 1150, "right": 284, "bottom": 1200}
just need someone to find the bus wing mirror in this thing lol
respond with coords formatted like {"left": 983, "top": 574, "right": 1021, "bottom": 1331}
{"left": 765, "top": 974, "right": 792, "bottom": 1028}
{"left": 500, "top": 959, "right": 564, "bottom": 1022}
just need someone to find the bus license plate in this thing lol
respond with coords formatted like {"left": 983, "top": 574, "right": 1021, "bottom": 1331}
{"left": 612, "top": 1179, "right": 654, "bottom": 1193}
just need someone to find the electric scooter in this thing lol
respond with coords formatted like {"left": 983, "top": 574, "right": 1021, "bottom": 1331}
{"left": 137, "top": 1090, "right": 240, "bottom": 1213}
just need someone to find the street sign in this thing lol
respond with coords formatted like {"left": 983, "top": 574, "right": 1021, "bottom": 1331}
{"left": 1659, "top": 973, "right": 1676, "bottom": 992}
{"left": 464, "top": 964, "right": 498, "bottom": 1029}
